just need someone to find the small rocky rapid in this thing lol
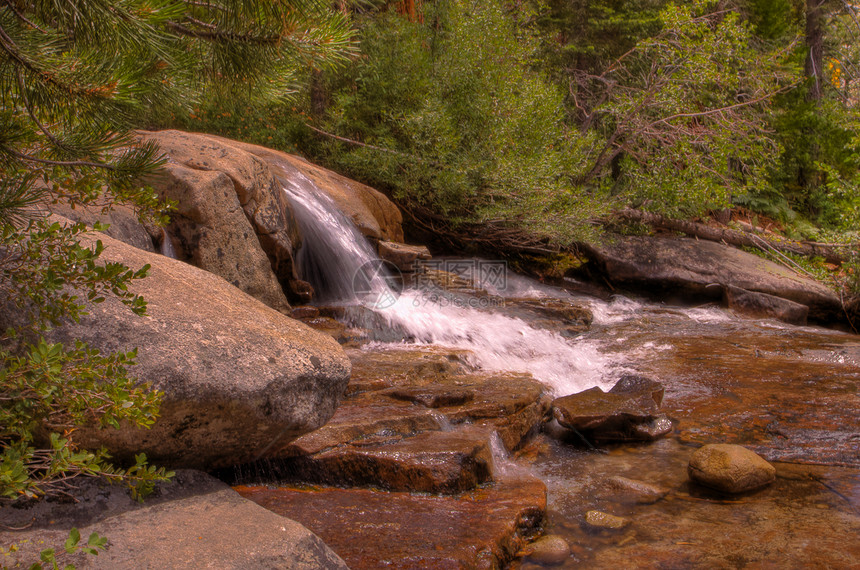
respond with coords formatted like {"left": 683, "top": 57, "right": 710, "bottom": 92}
{"left": 229, "top": 168, "right": 860, "bottom": 568}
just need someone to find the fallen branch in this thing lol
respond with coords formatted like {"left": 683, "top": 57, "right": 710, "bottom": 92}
{"left": 613, "top": 208, "right": 849, "bottom": 265}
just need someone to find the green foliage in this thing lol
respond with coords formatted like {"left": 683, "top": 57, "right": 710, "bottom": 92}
{"left": 309, "top": 0, "right": 613, "bottom": 244}
{"left": 1, "top": 527, "right": 108, "bottom": 570}
{"left": 576, "top": 2, "right": 801, "bottom": 217}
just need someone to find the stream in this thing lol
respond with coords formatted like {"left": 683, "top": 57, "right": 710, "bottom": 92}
{"left": 239, "top": 165, "right": 860, "bottom": 568}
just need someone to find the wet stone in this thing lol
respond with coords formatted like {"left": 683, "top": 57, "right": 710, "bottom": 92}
{"left": 386, "top": 386, "right": 476, "bottom": 408}
{"left": 604, "top": 476, "right": 670, "bottom": 504}
{"left": 524, "top": 535, "right": 571, "bottom": 566}
{"left": 584, "top": 510, "right": 631, "bottom": 531}
{"left": 261, "top": 427, "right": 495, "bottom": 494}
{"left": 235, "top": 474, "right": 547, "bottom": 570}
{"left": 688, "top": 443, "right": 776, "bottom": 494}
{"left": 550, "top": 375, "right": 671, "bottom": 443}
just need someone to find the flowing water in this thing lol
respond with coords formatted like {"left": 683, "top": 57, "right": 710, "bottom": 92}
{"left": 277, "top": 169, "right": 860, "bottom": 568}
{"left": 281, "top": 172, "right": 615, "bottom": 396}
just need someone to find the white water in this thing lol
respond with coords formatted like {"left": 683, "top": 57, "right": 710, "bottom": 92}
{"left": 279, "top": 167, "right": 618, "bottom": 396}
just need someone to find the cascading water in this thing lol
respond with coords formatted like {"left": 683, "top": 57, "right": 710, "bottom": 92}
{"left": 279, "top": 167, "right": 616, "bottom": 396}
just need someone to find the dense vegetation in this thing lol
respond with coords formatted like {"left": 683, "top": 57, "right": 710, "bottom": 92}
{"left": 179, "top": 1, "right": 859, "bottom": 251}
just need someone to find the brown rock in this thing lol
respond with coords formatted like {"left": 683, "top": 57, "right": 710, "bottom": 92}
{"left": 525, "top": 535, "right": 571, "bottom": 565}
{"left": 377, "top": 240, "right": 431, "bottom": 272}
{"left": 48, "top": 201, "right": 156, "bottom": 253}
{"left": 266, "top": 427, "right": 495, "bottom": 494}
{"left": 584, "top": 510, "right": 631, "bottom": 530}
{"left": 552, "top": 387, "right": 658, "bottom": 432}
{"left": 605, "top": 476, "right": 670, "bottom": 504}
{"left": 688, "top": 443, "right": 776, "bottom": 493}
{"left": 212, "top": 136, "right": 404, "bottom": 242}
{"left": 236, "top": 474, "right": 546, "bottom": 569}
{"left": 0, "top": 471, "right": 347, "bottom": 570}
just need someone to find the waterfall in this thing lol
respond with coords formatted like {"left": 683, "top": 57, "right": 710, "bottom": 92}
{"left": 282, "top": 172, "right": 396, "bottom": 306}
{"left": 279, "top": 168, "right": 615, "bottom": 396}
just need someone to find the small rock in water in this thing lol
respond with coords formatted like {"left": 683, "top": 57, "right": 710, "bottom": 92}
{"left": 688, "top": 443, "right": 776, "bottom": 493}
{"left": 628, "top": 416, "right": 674, "bottom": 440}
{"left": 584, "top": 510, "right": 631, "bottom": 530}
{"left": 605, "top": 476, "right": 670, "bottom": 504}
{"left": 525, "top": 535, "right": 570, "bottom": 565}
{"left": 609, "top": 374, "right": 665, "bottom": 406}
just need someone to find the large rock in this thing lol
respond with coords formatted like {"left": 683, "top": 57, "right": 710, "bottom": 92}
{"left": 1, "top": 226, "right": 351, "bottom": 469}
{"left": 0, "top": 471, "right": 348, "bottom": 570}
{"left": 688, "top": 443, "right": 776, "bottom": 493}
{"left": 724, "top": 285, "right": 809, "bottom": 325}
{"left": 139, "top": 130, "right": 301, "bottom": 311}
{"left": 579, "top": 236, "right": 841, "bottom": 322}
{"left": 204, "top": 134, "right": 405, "bottom": 242}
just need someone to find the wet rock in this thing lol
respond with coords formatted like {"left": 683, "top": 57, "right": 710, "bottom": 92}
{"left": 609, "top": 374, "right": 665, "bottom": 406}
{"left": 724, "top": 285, "right": 809, "bottom": 325}
{"left": 301, "top": 316, "right": 347, "bottom": 339}
{"left": 584, "top": 510, "right": 631, "bottom": 530}
{"left": 0, "top": 226, "right": 351, "bottom": 469}
{"left": 626, "top": 416, "right": 674, "bottom": 441}
{"left": 291, "top": 306, "right": 320, "bottom": 319}
{"left": 387, "top": 386, "right": 476, "bottom": 408}
{"left": 688, "top": 444, "right": 776, "bottom": 493}
{"left": 552, "top": 376, "right": 669, "bottom": 442}
{"left": 605, "top": 476, "right": 670, "bottom": 504}
{"left": 578, "top": 236, "right": 841, "bottom": 322}
{"left": 525, "top": 535, "right": 571, "bottom": 565}
{"left": 503, "top": 297, "right": 594, "bottom": 328}
{"left": 0, "top": 471, "right": 347, "bottom": 570}
{"left": 378, "top": 240, "right": 431, "bottom": 272}
{"left": 265, "top": 427, "right": 495, "bottom": 493}
{"left": 236, "top": 474, "right": 546, "bottom": 569}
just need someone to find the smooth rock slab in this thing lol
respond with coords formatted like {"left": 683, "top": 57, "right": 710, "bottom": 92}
{"left": 724, "top": 285, "right": 809, "bottom": 325}
{"left": 688, "top": 444, "right": 776, "bottom": 493}
{"left": 236, "top": 474, "right": 546, "bottom": 569}
{"left": 579, "top": 236, "right": 841, "bottom": 322}
{"left": 0, "top": 471, "right": 346, "bottom": 570}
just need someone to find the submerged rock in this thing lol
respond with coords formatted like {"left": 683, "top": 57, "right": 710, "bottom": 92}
{"left": 688, "top": 444, "right": 776, "bottom": 493}
{"left": 605, "top": 476, "right": 670, "bottom": 504}
{"left": 525, "top": 535, "right": 571, "bottom": 566}
{"left": 236, "top": 473, "right": 546, "bottom": 569}
{"left": 0, "top": 471, "right": 347, "bottom": 570}
{"left": 1, "top": 226, "right": 351, "bottom": 469}
{"left": 584, "top": 510, "right": 631, "bottom": 530}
